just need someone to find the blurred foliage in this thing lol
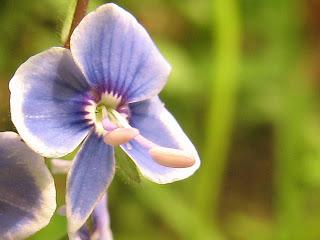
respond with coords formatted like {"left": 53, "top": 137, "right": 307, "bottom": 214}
{"left": 1, "top": 0, "right": 320, "bottom": 239}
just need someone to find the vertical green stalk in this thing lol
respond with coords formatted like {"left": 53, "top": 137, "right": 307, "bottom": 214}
{"left": 267, "top": 0, "right": 305, "bottom": 239}
{"left": 275, "top": 80, "right": 306, "bottom": 240}
{"left": 196, "top": 0, "right": 241, "bottom": 218}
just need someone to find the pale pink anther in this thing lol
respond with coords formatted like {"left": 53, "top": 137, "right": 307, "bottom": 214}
{"left": 149, "top": 146, "right": 195, "bottom": 168}
{"left": 104, "top": 127, "right": 139, "bottom": 146}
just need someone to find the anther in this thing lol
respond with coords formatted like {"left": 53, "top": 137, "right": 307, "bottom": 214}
{"left": 149, "top": 147, "right": 195, "bottom": 168}
{"left": 103, "top": 127, "right": 139, "bottom": 146}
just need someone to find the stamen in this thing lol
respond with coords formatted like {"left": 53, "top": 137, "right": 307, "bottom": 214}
{"left": 100, "top": 106, "right": 195, "bottom": 168}
{"left": 104, "top": 127, "right": 139, "bottom": 146}
{"left": 109, "top": 109, "right": 131, "bottom": 128}
{"left": 149, "top": 146, "right": 195, "bottom": 168}
{"left": 134, "top": 134, "right": 157, "bottom": 149}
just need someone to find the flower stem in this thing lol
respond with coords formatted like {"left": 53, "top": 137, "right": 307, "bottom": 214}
{"left": 64, "top": 0, "right": 89, "bottom": 49}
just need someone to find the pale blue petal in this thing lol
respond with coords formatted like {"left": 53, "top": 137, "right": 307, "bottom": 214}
{"left": 92, "top": 194, "right": 113, "bottom": 240}
{"left": 66, "top": 131, "right": 115, "bottom": 234}
{"left": 0, "top": 132, "right": 56, "bottom": 239}
{"left": 10, "top": 47, "right": 91, "bottom": 158}
{"left": 71, "top": 3, "right": 171, "bottom": 103}
{"left": 121, "top": 97, "right": 200, "bottom": 184}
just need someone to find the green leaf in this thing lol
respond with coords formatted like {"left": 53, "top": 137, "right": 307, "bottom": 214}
{"left": 115, "top": 147, "right": 141, "bottom": 185}
{"left": 28, "top": 214, "right": 67, "bottom": 240}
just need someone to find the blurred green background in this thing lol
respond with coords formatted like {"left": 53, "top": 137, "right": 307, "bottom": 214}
{"left": 1, "top": 0, "right": 320, "bottom": 239}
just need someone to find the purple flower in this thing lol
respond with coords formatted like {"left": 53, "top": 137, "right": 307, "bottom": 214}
{"left": 9, "top": 3, "right": 200, "bottom": 234}
{"left": 0, "top": 132, "right": 56, "bottom": 239}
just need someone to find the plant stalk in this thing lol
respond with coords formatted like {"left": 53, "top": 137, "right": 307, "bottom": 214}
{"left": 64, "top": 0, "right": 89, "bottom": 49}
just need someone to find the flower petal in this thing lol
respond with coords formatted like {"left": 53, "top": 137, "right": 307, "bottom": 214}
{"left": 66, "top": 131, "right": 115, "bottom": 234}
{"left": 121, "top": 97, "right": 200, "bottom": 184}
{"left": 10, "top": 47, "right": 91, "bottom": 158}
{"left": 0, "top": 132, "right": 56, "bottom": 239}
{"left": 70, "top": 3, "right": 171, "bottom": 103}
{"left": 92, "top": 194, "right": 113, "bottom": 240}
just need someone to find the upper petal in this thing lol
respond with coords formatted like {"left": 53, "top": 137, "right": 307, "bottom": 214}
{"left": 121, "top": 97, "right": 200, "bottom": 184}
{"left": 70, "top": 3, "right": 171, "bottom": 103}
{"left": 0, "top": 132, "right": 56, "bottom": 239}
{"left": 10, "top": 47, "right": 91, "bottom": 158}
{"left": 66, "top": 131, "right": 115, "bottom": 235}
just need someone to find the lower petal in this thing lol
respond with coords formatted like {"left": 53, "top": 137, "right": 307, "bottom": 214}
{"left": 121, "top": 97, "right": 200, "bottom": 184}
{"left": 0, "top": 132, "right": 56, "bottom": 239}
{"left": 66, "top": 131, "right": 115, "bottom": 234}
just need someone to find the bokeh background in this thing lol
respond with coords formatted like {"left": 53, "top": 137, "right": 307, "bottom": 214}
{"left": 1, "top": 0, "right": 320, "bottom": 239}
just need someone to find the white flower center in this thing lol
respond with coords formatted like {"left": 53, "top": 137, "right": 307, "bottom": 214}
{"left": 84, "top": 91, "right": 129, "bottom": 135}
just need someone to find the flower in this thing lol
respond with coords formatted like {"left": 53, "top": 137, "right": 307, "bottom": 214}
{"left": 10, "top": 3, "right": 200, "bottom": 234}
{"left": 0, "top": 132, "right": 56, "bottom": 239}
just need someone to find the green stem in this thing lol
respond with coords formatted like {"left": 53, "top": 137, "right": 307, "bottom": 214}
{"left": 64, "top": 0, "right": 89, "bottom": 49}
{"left": 275, "top": 83, "right": 305, "bottom": 240}
{"left": 272, "top": 1, "right": 305, "bottom": 238}
{"left": 257, "top": 0, "right": 305, "bottom": 239}
{"left": 195, "top": 0, "right": 241, "bottom": 219}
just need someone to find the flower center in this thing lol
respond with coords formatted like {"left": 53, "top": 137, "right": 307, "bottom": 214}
{"left": 84, "top": 91, "right": 130, "bottom": 135}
